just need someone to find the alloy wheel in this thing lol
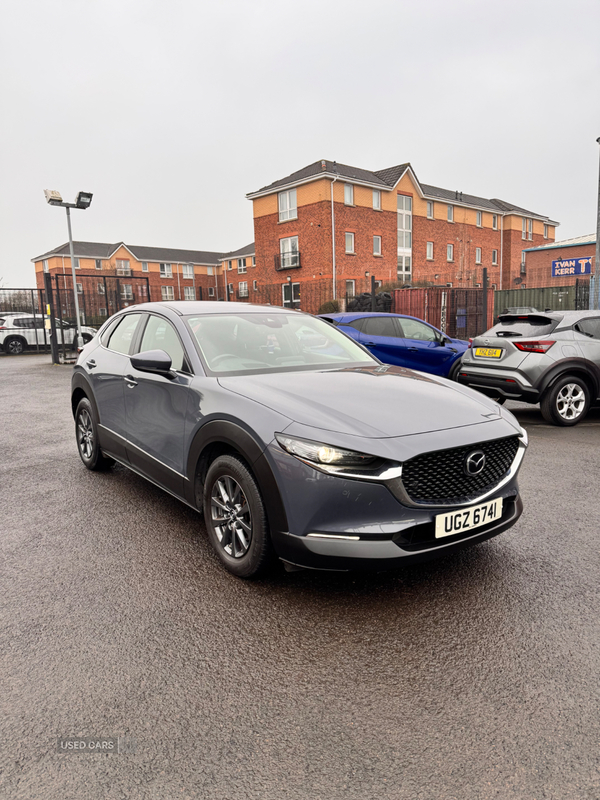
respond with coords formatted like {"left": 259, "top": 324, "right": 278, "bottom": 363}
{"left": 210, "top": 475, "right": 252, "bottom": 558}
{"left": 77, "top": 408, "right": 94, "bottom": 459}
{"left": 556, "top": 383, "right": 586, "bottom": 421}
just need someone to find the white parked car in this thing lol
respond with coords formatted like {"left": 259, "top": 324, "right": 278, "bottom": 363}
{"left": 0, "top": 313, "right": 97, "bottom": 354}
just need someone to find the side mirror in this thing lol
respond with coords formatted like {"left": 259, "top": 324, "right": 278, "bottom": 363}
{"left": 130, "top": 349, "right": 173, "bottom": 376}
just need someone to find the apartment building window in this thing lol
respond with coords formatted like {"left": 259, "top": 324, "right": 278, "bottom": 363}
{"left": 182, "top": 286, "right": 194, "bottom": 300}
{"left": 238, "top": 258, "right": 247, "bottom": 274}
{"left": 344, "top": 184, "right": 354, "bottom": 205}
{"left": 121, "top": 284, "right": 133, "bottom": 300}
{"left": 426, "top": 241, "right": 434, "bottom": 260}
{"left": 346, "top": 280, "right": 356, "bottom": 296}
{"left": 141, "top": 261, "right": 148, "bottom": 272}
{"left": 116, "top": 259, "right": 131, "bottom": 276}
{"left": 492, "top": 249, "right": 498, "bottom": 265}
{"left": 207, "top": 266, "right": 214, "bottom": 276}
{"left": 227, "top": 283, "right": 234, "bottom": 296}
{"left": 475, "top": 247, "right": 482, "bottom": 264}
{"left": 238, "top": 281, "right": 248, "bottom": 297}
{"left": 373, "top": 235, "right": 382, "bottom": 256}
{"left": 282, "top": 282, "right": 300, "bottom": 308}
{"left": 279, "top": 236, "right": 299, "bottom": 268}
{"left": 253, "top": 280, "right": 258, "bottom": 291}
{"left": 397, "top": 255, "right": 411, "bottom": 275}
{"left": 99, "top": 307, "right": 107, "bottom": 317}
{"left": 492, "top": 214, "right": 498, "bottom": 230}
{"left": 345, "top": 232, "right": 355, "bottom": 253}
{"left": 544, "top": 224, "right": 549, "bottom": 239}
{"left": 447, "top": 244, "right": 454, "bottom": 261}
{"left": 160, "top": 263, "right": 172, "bottom": 277}
{"left": 278, "top": 188, "right": 297, "bottom": 221}
{"left": 76, "top": 282, "right": 83, "bottom": 293}
{"left": 426, "top": 200, "right": 434, "bottom": 219}
{"left": 208, "top": 286, "right": 215, "bottom": 297}
{"left": 95, "top": 259, "right": 102, "bottom": 270}
{"left": 161, "top": 286, "right": 174, "bottom": 301}
{"left": 97, "top": 282, "right": 106, "bottom": 295}
{"left": 397, "top": 195, "right": 412, "bottom": 247}
{"left": 372, "top": 189, "right": 381, "bottom": 210}
{"left": 447, "top": 205, "right": 454, "bottom": 223}
{"left": 182, "top": 264, "right": 194, "bottom": 279}
{"left": 522, "top": 218, "right": 533, "bottom": 240}
{"left": 138, "top": 285, "right": 147, "bottom": 298}
{"left": 252, "top": 256, "right": 256, "bottom": 267}
{"left": 42, "top": 259, "right": 48, "bottom": 272}
{"left": 476, "top": 211, "right": 482, "bottom": 227}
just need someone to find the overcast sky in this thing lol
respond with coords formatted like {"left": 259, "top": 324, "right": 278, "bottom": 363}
{"left": 1, "top": 0, "right": 599, "bottom": 287}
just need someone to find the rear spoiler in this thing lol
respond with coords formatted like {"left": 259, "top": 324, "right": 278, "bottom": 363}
{"left": 497, "top": 313, "right": 558, "bottom": 325}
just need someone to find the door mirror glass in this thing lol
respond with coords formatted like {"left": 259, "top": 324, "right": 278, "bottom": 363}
{"left": 130, "top": 349, "right": 173, "bottom": 375}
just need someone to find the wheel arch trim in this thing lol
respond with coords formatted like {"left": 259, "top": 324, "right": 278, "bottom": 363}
{"left": 537, "top": 359, "right": 600, "bottom": 399}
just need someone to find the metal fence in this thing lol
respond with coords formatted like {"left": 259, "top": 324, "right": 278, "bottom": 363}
{"left": 494, "top": 279, "right": 590, "bottom": 318}
{"left": 392, "top": 287, "right": 495, "bottom": 339}
{"left": 0, "top": 288, "right": 49, "bottom": 353}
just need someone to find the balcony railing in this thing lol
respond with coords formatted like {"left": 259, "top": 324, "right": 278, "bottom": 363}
{"left": 275, "top": 252, "right": 301, "bottom": 270}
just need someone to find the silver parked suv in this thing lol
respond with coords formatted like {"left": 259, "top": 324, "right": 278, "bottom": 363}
{"left": 0, "top": 313, "right": 96, "bottom": 354}
{"left": 458, "top": 310, "right": 600, "bottom": 426}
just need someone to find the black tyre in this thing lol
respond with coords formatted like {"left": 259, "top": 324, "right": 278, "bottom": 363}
{"left": 4, "top": 336, "right": 26, "bottom": 355}
{"left": 75, "top": 398, "right": 115, "bottom": 470}
{"left": 540, "top": 374, "right": 590, "bottom": 426}
{"left": 203, "top": 455, "right": 274, "bottom": 578}
{"left": 448, "top": 360, "right": 462, "bottom": 381}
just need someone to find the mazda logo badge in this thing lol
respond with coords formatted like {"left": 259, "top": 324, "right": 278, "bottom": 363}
{"left": 465, "top": 450, "right": 486, "bottom": 476}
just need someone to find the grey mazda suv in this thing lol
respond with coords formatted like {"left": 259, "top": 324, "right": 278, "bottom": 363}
{"left": 72, "top": 302, "right": 527, "bottom": 578}
{"left": 458, "top": 310, "right": 600, "bottom": 426}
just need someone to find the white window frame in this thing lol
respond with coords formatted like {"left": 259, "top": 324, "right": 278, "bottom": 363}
{"left": 95, "top": 259, "right": 102, "bottom": 271}
{"left": 141, "top": 261, "right": 148, "bottom": 272}
{"left": 97, "top": 282, "right": 105, "bottom": 295}
{"left": 373, "top": 235, "right": 382, "bottom": 256}
{"left": 492, "top": 249, "right": 498, "bottom": 265}
{"left": 121, "top": 284, "right": 133, "bottom": 300}
{"left": 476, "top": 211, "right": 482, "bottom": 227}
{"left": 475, "top": 247, "right": 482, "bottom": 264}
{"left": 237, "top": 258, "right": 247, "bottom": 274}
{"left": 447, "top": 244, "right": 454, "bottom": 262}
{"left": 544, "top": 224, "right": 548, "bottom": 239}
{"left": 161, "top": 285, "right": 174, "bottom": 301}
{"left": 99, "top": 307, "right": 107, "bottom": 317}
{"left": 228, "top": 260, "right": 233, "bottom": 270}
{"left": 238, "top": 281, "right": 248, "bottom": 297}
{"left": 183, "top": 286, "right": 195, "bottom": 300}
{"left": 278, "top": 188, "right": 297, "bottom": 222}
{"left": 252, "top": 256, "right": 256, "bottom": 267}
{"left": 160, "top": 263, "right": 172, "bottom": 278}
{"left": 492, "top": 214, "right": 498, "bottom": 230}
{"left": 447, "top": 205, "right": 454, "bottom": 223}
{"left": 279, "top": 236, "right": 299, "bottom": 268}
{"left": 344, "top": 184, "right": 354, "bottom": 205}
{"left": 345, "top": 232, "right": 355, "bottom": 254}
{"left": 426, "top": 201, "right": 434, "bottom": 219}
{"left": 426, "top": 241, "right": 434, "bottom": 260}
{"left": 116, "top": 259, "right": 131, "bottom": 276}
{"left": 372, "top": 189, "right": 382, "bottom": 211}
{"left": 76, "top": 282, "right": 83, "bottom": 293}
{"left": 207, "top": 266, "right": 214, "bottom": 276}
{"left": 208, "top": 286, "right": 215, "bottom": 297}
{"left": 528, "top": 219, "right": 533, "bottom": 240}
{"left": 345, "top": 280, "right": 356, "bottom": 296}
{"left": 182, "top": 264, "right": 194, "bottom": 279}
{"left": 253, "top": 280, "right": 258, "bottom": 291}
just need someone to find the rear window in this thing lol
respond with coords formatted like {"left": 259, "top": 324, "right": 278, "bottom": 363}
{"left": 487, "top": 314, "right": 559, "bottom": 338}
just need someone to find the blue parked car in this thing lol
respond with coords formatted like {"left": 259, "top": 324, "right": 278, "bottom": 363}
{"left": 319, "top": 312, "right": 469, "bottom": 379}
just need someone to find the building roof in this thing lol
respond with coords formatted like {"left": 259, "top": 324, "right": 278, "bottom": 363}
{"left": 219, "top": 242, "right": 255, "bottom": 261}
{"left": 32, "top": 241, "right": 231, "bottom": 265}
{"left": 523, "top": 234, "right": 596, "bottom": 253}
{"left": 247, "top": 157, "right": 556, "bottom": 221}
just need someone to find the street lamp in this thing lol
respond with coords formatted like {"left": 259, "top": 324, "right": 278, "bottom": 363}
{"left": 44, "top": 189, "right": 93, "bottom": 347}
{"left": 594, "top": 137, "right": 600, "bottom": 310}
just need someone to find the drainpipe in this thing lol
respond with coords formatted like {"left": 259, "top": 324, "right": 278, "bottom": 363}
{"left": 176, "top": 263, "right": 181, "bottom": 300}
{"left": 499, "top": 214, "right": 504, "bottom": 290}
{"left": 331, "top": 174, "right": 339, "bottom": 299}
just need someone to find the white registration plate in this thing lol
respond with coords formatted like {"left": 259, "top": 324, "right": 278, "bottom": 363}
{"left": 435, "top": 497, "right": 503, "bottom": 539}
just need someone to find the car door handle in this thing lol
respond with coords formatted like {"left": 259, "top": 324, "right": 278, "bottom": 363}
{"left": 125, "top": 374, "right": 138, "bottom": 387}
{"left": 86, "top": 359, "right": 96, "bottom": 368}
{"left": 364, "top": 341, "right": 375, "bottom": 345}
{"left": 407, "top": 347, "right": 419, "bottom": 351}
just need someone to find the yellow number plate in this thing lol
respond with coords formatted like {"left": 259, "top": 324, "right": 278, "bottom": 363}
{"left": 474, "top": 347, "right": 502, "bottom": 358}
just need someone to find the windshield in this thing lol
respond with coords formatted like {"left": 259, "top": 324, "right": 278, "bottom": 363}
{"left": 185, "top": 312, "right": 378, "bottom": 375}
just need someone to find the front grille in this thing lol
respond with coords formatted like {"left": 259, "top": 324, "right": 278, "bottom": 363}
{"left": 401, "top": 435, "right": 520, "bottom": 505}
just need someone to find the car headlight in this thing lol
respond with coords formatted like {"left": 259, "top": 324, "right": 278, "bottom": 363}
{"left": 275, "top": 434, "right": 377, "bottom": 467}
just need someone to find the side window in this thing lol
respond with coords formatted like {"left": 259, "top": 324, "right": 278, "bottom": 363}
{"left": 140, "top": 315, "right": 186, "bottom": 372}
{"left": 345, "top": 318, "right": 368, "bottom": 332}
{"left": 106, "top": 313, "right": 144, "bottom": 355}
{"left": 575, "top": 318, "right": 600, "bottom": 340}
{"left": 362, "top": 317, "right": 401, "bottom": 338}
{"left": 15, "top": 317, "right": 35, "bottom": 328}
{"left": 401, "top": 318, "right": 438, "bottom": 342}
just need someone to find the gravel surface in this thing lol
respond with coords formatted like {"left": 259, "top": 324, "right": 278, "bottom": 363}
{"left": 1, "top": 355, "right": 600, "bottom": 800}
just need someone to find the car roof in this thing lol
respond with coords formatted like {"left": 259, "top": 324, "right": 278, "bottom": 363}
{"left": 122, "top": 301, "right": 298, "bottom": 317}
{"left": 321, "top": 312, "right": 437, "bottom": 324}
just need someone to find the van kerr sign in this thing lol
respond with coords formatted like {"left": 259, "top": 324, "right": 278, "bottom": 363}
{"left": 552, "top": 257, "right": 593, "bottom": 277}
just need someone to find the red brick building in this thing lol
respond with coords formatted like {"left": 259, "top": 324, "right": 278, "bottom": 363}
{"left": 247, "top": 160, "right": 559, "bottom": 302}
{"left": 522, "top": 234, "right": 596, "bottom": 288}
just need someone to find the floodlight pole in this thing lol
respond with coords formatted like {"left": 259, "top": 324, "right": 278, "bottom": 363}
{"left": 65, "top": 206, "right": 83, "bottom": 347}
{"left": 595, "top": 137, "right": 600, "bottom": 310}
